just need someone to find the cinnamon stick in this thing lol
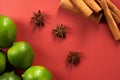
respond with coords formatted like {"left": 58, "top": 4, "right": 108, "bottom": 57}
{"left": 111, "top": 10, "right": 120, "bottom": 24}
{"left": 84, "top": 0, "right": 102, "bottom": 13}
{"left": 60, "top": 0, "right": 82, "bottom": 15}
{"left": 96, "top": 0, "right": 120, "bottom": 40}
{"left": 60, "top": 0, "right": 102, "bottom": 23}
{"left": 107, "top": 0, "right": 120, "bottom": 19}
{"left": 89, "top": 12, "right": 103, "bottom": 23}
{"left": 70, "top": 0, "right": 93, "bottom": 18}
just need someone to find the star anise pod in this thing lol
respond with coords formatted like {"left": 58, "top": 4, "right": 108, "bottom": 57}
{"left": 31, "top": 10, "right": 46, "bottom": 28}
{"left": 53, "top": 24, "right": 67, "bottom": 38}
{"left": 66, "top": 51, "right": 82, "bottom": 66}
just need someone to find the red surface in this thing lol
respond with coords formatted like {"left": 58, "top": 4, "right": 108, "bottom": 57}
{"left": 1, "top": 0, "right": 120, "bottom": 80}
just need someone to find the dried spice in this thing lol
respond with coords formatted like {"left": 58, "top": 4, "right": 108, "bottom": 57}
{"left": 66, "top": 51, "right": 82, "bottom": 66}
{"left": 31, "top": 10, "right": 46, "bottom": 29}
{"left": 53, "top": 24, "right": 67, "bottom": 38}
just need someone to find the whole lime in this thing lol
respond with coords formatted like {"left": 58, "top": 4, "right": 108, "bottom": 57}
{"left": 0, "top": 15, "right": 16, "bottom": 48}
{"left": 22, "top": 66, "right": 52, "bottom": 80}
{"left": 7, "top": 41, "right": 34, "bottom": 69}
{"left": 0, "top": 51, "right": 6, "bottom": 74}
{"left": 0, "top": 71, "right": 21, "bottom": 80}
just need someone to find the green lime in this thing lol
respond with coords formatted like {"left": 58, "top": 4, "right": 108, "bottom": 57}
{"left": 22, "top": 66, "right": 52, "bottom": 80}
{"left": 0, "top": 51, "right": 6, "bottom": 74}
{"left": 0, "top": 71, "right": 21, "bottom": 80}
{"left": 7, "top": 41, "right": 34, "bottom": 69}
{"left": 0, "top": 15, "right": 16, "bottom": 48}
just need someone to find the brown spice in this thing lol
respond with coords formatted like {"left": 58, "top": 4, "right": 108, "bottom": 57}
{"left": 31, "top": 10, "right": 46, "bottom": 29}
{"left": 60, "top": 0, "right": 103, "bottom": 23}
{"left": 96, "top": 0, "right": 120, "bottom": 40}
{"left": 107, "top": 0, "right": 120, "bottom": 19}
{"left": 53, "top": 24, "right": 67, "bottom": 38}
{"left": 70, "top": 0, "right": 93, "bottom": 18}
{"left": 66, "top": 51, "right": 82, "bottom": 66}
{"left": 84, "top": 0, "right": 102, "bottom": 13}
{"left": 111, "top": 10, "right": 120, "bottom": 24}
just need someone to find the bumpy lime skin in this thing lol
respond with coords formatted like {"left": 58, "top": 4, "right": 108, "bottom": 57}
{"left": 0, "top": 15, "right": 16, "bottom": 48}
{"left": 22, "top": 66, "right": 53, "bottom": 80}
{"left": 0, "top": 71, "right": 21, "bottom": 80}
{"left": 7, "top": 41, "right": 34, "bottom": 69}
{"left": 0, "top": 51, "right": 6, "bottom": 74}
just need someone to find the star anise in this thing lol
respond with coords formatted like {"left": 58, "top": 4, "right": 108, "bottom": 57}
{"left": 66, "top": 51, "right": 82, "bottom": 66}
{"left": 53, "top": 24, "right": 67, "bottom": 38}
{"left": 31, "top": 10, "right": 46, "bottom": 28}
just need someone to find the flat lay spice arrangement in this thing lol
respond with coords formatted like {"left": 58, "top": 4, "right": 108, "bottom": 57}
{"left": 0, "top": 0, "right": 120, "bottom": 80}
{"left": 60, "top": 0, "right": 120, "bottom": 40}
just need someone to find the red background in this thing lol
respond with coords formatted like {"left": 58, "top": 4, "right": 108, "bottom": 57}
{"left": 1, "top": 0, "right": 120, "bottom": 80}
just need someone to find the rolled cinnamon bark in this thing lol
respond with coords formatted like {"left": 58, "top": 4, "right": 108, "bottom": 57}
{"left": 107, "top": 0, "right": 120, "bottom": 19}
{"left": 60, "top": 0, "right": 82, "bottom": 15}
{"left": 84, "top": 0, "right": 102, "bottom": 13}
{"left": 111, "top": 10, "right": 120, "bottom": 24}
{"left": 70, "top": 0, "right": 93, "bottom": 18}
{"left": 96, "top": 0, "right": 120, "bottom": 40}
{"left": 89, "top": 12, "right": 103, "bottom": 23}
{"left": 60, "top": 0, "right": 102, "bottom": 23}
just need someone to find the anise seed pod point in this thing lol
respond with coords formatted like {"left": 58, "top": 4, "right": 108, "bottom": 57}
{"left": 66, "top": 51, "right": 82, "bottom": 66}
{"left": 31, "top": 10, "right": 46, "bottom": 30}
{"left": 53, "top": 24, "right": 68, "bottom": 38}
